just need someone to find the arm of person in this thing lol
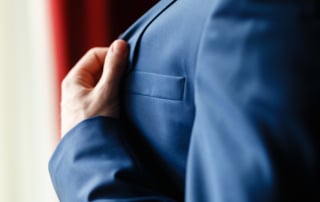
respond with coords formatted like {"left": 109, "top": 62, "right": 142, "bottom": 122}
{"left": 186, "top": 2, "right": 320, "bottom": 202}
{"left": 49, "top": 40, "right": 175, "bottom": 202}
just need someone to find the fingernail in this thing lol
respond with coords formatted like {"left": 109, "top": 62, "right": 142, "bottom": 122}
{"left": 111, "top": 40, "right": 128, "bottom": 58}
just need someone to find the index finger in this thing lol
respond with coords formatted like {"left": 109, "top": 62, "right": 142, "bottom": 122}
{"left": 67, "top": 47, "right": 108, "bottom": 79}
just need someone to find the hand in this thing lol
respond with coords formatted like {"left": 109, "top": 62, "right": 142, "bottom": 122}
{"left": 60, "top": 40, "right": 129, "bottom": 137}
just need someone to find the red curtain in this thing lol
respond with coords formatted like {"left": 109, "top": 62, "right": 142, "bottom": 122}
{"left": 50, "top": 0, "right": 157, "bottom": 85}
{"left": 49, "top": 0, "right": 157, "bottom": 133}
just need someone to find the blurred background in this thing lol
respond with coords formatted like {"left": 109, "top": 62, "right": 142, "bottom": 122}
{"left": 0, "top": 0, "right": 156, "bottom": 201}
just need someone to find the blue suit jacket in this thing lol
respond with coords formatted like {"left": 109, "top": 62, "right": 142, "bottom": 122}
{"left": 49, "top": 0, "right": 320, "bottom": 201}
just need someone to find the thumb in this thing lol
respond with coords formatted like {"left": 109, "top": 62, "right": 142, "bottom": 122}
{"left": 96, "top": 40, "right": 129, "bottom": 91}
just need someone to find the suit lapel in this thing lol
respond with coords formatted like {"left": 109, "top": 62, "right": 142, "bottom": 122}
{"left": 120, "top": 0, "right": 176, "bottom": 71}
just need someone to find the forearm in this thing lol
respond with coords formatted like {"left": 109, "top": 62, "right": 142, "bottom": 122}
{"left": 49, "top": 116, "right": 176, "bottom": 202}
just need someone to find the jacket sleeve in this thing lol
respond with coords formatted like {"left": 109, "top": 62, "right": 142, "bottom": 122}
{"left": 186, "top": 1, "right": 320, "bottom": 202}
{"left": 49, "top": 116, "right": 175, "bottom": 202}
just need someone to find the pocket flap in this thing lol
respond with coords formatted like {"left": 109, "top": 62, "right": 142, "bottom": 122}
{"left": 125, "top": 71, "right": 185, "bottom": 101}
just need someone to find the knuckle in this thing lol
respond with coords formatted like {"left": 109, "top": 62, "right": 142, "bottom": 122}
{"left": 61, "top": 77, "right": 71, "bottom": 90}
{"left": 87, "top": 47, "right": 104, "bottom": 65}
{"left": 61, "top": 76, "right": 78, "bottom": 93}
{"left": 87, "top": 48, "right": 96, "bottom": 55}
{"left": 87, "top": 47, "right": 100, "bottom": 56}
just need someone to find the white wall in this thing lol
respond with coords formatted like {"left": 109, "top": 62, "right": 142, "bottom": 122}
{"left": 0, "top": 0, "right": 58, "bottom": 201}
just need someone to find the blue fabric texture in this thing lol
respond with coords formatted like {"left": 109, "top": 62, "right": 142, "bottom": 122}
{"left": 49, "top": 0, "right": 320, "bottom": 201}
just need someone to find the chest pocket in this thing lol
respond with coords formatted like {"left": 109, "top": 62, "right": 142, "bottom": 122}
{"left": 125, "top": 71, "right": 185, "bottom": 101}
